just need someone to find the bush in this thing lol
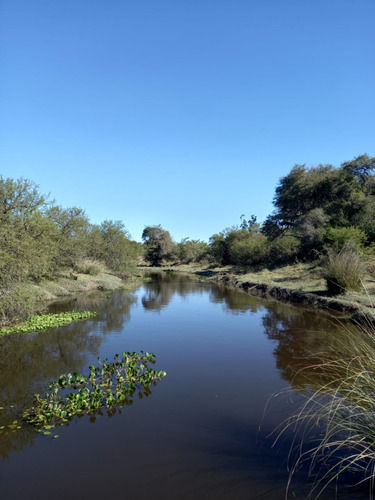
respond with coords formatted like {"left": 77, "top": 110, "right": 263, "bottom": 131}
{"left": 323, "top": 242, "right": 365, "bottom": 294}
{"left": 228, "top": 234, "right": 269, "bottom": 268}
{"left": 74, "top": 258, "right": 107, "bottom": 276}
{"left": 268, "top": 235, "right": 300, "bottom": 266}
{"left": 177, "top": 239, "right": 209, "bottom": 264}
{"left": 0, "top": 285, "right": 37, "bottom": 326}
{"left": 324, "top": 226, "right": 367, "bottom": 250}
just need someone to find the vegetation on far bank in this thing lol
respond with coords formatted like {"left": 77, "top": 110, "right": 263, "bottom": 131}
{"left": 141, "top": 154, "right": 375, "bottom": 310}
{"left": 2, "top": 153, "right": 375, "bottom": 324}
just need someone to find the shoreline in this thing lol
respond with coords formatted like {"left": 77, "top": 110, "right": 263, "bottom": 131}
{"left": 141, "top": 264, "right": 375, "bottom": 320}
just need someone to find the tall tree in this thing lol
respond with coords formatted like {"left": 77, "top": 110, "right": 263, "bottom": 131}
{"left": 142, "top": 225, "right": 175, "bottom": 266}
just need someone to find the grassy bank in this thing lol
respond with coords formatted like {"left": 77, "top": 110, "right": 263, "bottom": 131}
{"left": 0, "top": 271, "right": 143, "bottom": 328}
{"left": 29, "top": 271, "right": 139, "bottom": 301}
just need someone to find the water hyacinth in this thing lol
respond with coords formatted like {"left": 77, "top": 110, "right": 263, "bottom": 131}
{"left": 0, "top": 311, "right": 96, "bottom": 336}
{"left": 22, "top": 351, "right": 167, "bottom": 430}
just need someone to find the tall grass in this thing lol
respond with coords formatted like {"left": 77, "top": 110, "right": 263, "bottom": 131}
{"left": 275, "top": 317, "right": 375, "bottom": 498}
{"left": 323, "top": 242, "right": 365, "bottom": 294}
{"left": 74, "top": 258, "right": 107, "bottom": 276}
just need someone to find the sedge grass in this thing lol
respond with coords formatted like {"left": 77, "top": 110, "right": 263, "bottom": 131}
{"left": 323, "top": 244, "right": 365, "bottom": 294}
{"left": 272, "top": 316, "right": 375, "bottom": 499}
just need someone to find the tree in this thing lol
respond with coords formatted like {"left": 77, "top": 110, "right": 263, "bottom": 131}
{"left": 342, "top": 154, "right": 375, "bottom": 191}
{"left": 88, "top": 220, "right": 138, "bottom": 272}
{"left": 0, "top": 177, "right": 56, "bottom": 283}
{"left": 177, "top": 238, "right": 209, "bottom": 264}
{"left": 45, "top": 205, "right": 90, "bottom": 268}
{"left": 0, "top": 176, "right": 46, "bottom": 221}
{"left": 142, "top": 225, "right": 175, "bottom": 266}
{"left": 262, "top": 157, "right": 375, "bottom": 248}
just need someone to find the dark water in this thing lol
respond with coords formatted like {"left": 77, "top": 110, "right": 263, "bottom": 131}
{"left": 0, "top": 273, "right": 369, "bottom": 499}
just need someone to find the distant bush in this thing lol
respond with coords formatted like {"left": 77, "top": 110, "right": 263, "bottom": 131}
{"left": 268, "top": 235, "right": 300, "bottom": 266}
{"left": 74, "top": 258, "right": 107, "bottom": 276}
{"left": 228, "top": 233, "right": 269, "bottom": 268}
{"left": 177, "top": 239, "right": 209, "bottom": 264}
{"left": 323, "top": 242, "right": 365, "bottom": 294}
{"left": 324, "top": 226, "right": 367, "bottom": 250}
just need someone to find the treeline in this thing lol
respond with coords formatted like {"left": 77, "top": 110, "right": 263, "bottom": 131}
{"left": 143, "top": 154, "right": 375, "bottom": 270}
{"left": 0, "top": 177, "right": 142, "bottom": 323}
{"left": 1, "top": 153, "right": 374, "bottom": 323}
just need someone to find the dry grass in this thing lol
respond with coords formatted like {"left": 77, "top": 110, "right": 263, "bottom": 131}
{"left": 31, "top": 273, "right": 127, "bottom": 301}
{"left": 74, "top": 258, "right": 108, "bottom": 276}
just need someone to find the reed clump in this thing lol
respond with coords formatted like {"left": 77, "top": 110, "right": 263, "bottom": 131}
{"left": 323, "top": 242, "right": 365, "bottom": 294}
{"left": 74, "top": 258, "right": 107, "bottom": 276}
{"left": 278, "top": 318, "right": 375, "bottom": 498}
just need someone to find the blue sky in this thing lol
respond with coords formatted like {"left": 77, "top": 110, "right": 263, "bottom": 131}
{"left": 1, "top": 0, "right": 374, "bottom": 242}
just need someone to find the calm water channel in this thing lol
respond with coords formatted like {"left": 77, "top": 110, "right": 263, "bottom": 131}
{"left": 0, "top": 273, "right": 369, "bottom": 499}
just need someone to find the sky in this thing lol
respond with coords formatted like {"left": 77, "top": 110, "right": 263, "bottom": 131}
{"left": 1, "top": 0, "right": 374, "bottom": 242}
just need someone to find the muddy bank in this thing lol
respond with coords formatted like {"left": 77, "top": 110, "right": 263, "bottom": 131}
{"left": 140, "top": 265, "right": 375, "bottom": 320}
{"left": 210, "top": 274, "right": 362, "bottom": 314}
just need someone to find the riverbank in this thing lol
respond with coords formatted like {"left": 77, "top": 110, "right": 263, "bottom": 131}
{"left": 28, "top": 271, "right": 139, "bottom": 301}
{"left": 0, "top": 271, "right": 143, "bottom": 328}
{"left": 141, "top": 262, "right": 375, "bottom": 318}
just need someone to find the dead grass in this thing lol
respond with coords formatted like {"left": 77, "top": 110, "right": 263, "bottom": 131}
{"left": 31, "top": 273, "right": 128, "bottom": 301}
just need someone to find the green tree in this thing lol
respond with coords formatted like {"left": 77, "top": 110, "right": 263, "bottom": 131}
{"left": 0, "top": 177, "right": 56, "bottom": 283}
{"left": 89, "top": 220, "right": 138, "bottom": 272}
{"left": 45, "top": 205, "right": 90, "bottom": 268}
{"left": 142, "top": 225, "right": 175, "bottom": 266}
{"left": 177, "top": 238, "right": 209, "bottom": 264}
{"left": 262, "top": 156, "right": 375, "bottom": 252}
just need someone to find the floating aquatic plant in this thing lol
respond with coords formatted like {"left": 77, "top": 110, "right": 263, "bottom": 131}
{"left": 0, "top": 311, "right": 96, "bottom": 336}
{"left": 22, "top": 351, "right": 167, "bottom": 430}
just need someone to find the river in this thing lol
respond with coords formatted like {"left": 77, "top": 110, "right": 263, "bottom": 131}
{"left": 0, "top": 273, "right": 370, "bottom": 499}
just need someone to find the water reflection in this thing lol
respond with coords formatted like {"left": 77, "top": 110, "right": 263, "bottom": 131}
{"left": 208, "top": 284, "right": 261, "bottom": 314}
{"left": 142, "top": 273, "right": 207, "bottom": 311}
{"left": 0, "top": 289, "right": 139, "bottom": 459}
{"left": 0, "top": 272, "right": 367, "bottom": 499}
{"left": 261, "top": 303, "right": 362, "bottom": 391}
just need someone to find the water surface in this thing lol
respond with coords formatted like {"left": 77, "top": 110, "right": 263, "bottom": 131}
{"left": 0, "top": 273, "right": 368, "bottom": 499}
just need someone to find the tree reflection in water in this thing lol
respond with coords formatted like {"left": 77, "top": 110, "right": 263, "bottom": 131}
{"left": 0, "top": 289, "right": 138, "bottom": 459}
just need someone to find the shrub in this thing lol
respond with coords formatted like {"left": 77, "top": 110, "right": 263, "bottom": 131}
{"left": 324, "top": 226, "right": 367, "bottom": 250}
{"left": 268, "top": 235, "right": 300, "bottom": 266}
{"left": 228, "top": 233, "right": 269, "bottom": 268}
{"left": 0, "top": 285, "right": 37, "bottom": 326}
{"left": 323, "top": 241, "right": 365, "bottom": 294}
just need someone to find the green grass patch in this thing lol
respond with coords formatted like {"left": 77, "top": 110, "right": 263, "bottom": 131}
{"left": 0, "top": 311, "right": 96, "bottom": 336}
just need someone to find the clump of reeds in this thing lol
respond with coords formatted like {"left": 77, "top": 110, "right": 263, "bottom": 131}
{"left": 74, "top": 258, "right": 107, "bottom": 276}
{"left": 323, "top": 241, "right": 365, "bottom": 294}
{"left": 275, "top": 316, "right": 375, "bottom": 499}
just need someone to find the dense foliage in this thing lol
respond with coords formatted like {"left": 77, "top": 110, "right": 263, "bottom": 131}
{"left": 2, "top": 153, "right": 374, "bottom": 318}
{"left": 0, "top": 176, "right": 142, "bottom": 324}
{"left": 207, "top": 154, "right": 375, "bottom": 272}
